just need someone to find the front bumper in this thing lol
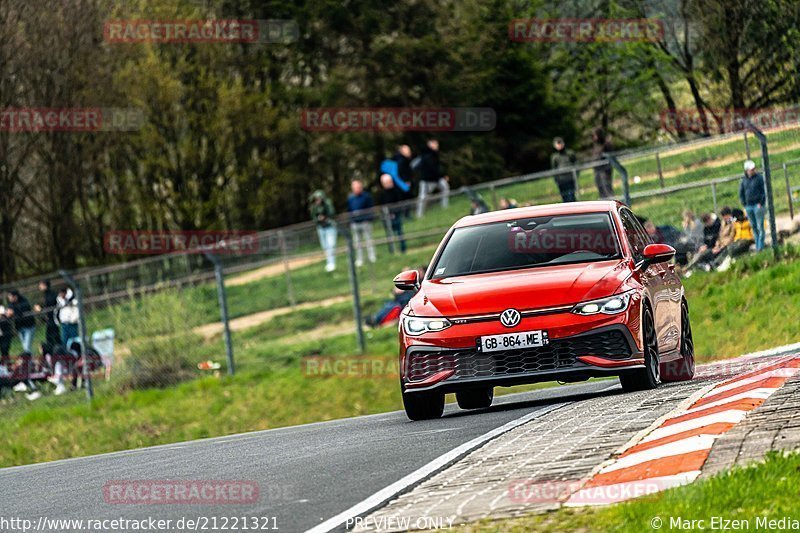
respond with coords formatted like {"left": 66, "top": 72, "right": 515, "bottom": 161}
{"left": 401, "top": 324, "right": 644, "bottom": 393}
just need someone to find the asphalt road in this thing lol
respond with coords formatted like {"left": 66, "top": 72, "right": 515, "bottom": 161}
{"left": 0, "top": 381, "right": 621, "bottom": 533}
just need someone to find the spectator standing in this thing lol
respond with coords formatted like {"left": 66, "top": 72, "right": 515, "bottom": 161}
{"left": 551, "top": 137, "right": 578, "bottom": 202}
{"left": 6, "top": 290, "right": 35, "bottom": 353}
{"left": 416, "top": 139, "right": 450, "bottom": 217}
{"left": 392, "top": 144, "right": 414, "bottom": 193}
{"left": 309, "top": 190, "right": 338, "bottom": 272}
{"left": 347, "top": 179, "right": 377, "bottom": 266}
{"left": 34, "top": 279, "right": 60, "bottom": 347}
{"left": 378, "top": 173, "right": 407, "bottom": 253}
{"left": 392, "top": 144, "right": 415, "bottom": 218}
{"left": 591, "top": 127, "right": 614, "bottom": 198}
{"left": 739, "top": 160, "right": 766, "bottom": 251}
{"left": 56, "top": 287, "right": 80, "bottom": 346}
{"left": 0, "top": 305, "right": 11, "bottom": 368}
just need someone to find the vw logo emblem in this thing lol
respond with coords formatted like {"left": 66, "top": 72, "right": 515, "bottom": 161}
{"left": 500, "top": 308, "right": 521, "bottom": 328}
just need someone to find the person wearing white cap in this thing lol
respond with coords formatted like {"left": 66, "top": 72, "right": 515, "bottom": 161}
{"left": 739, "top": 160, "right": 766, "bottom": 251}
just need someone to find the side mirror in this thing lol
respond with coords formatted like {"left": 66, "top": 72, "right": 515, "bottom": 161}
{"left": 642, "top": 243, "right": 676, "bottom": 265}
{"left": 393, "top": 270, "right": 420, "bottom": 291}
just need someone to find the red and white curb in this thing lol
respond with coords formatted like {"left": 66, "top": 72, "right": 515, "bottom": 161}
{"left": 564, "top": 355, "right": 800, "bottom": 506}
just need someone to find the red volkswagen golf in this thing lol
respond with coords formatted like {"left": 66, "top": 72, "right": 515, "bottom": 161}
{"left": 394, "top": 201, "right": 695, "bottom": 420}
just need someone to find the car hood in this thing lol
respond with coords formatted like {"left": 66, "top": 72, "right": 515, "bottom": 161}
{"left": 410, "top": 260, "right": 631, "bottom": 317}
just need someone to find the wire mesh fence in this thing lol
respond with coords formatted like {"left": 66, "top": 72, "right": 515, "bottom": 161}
{"left": 1, "top": 125, "right": 799, "bottom": 413}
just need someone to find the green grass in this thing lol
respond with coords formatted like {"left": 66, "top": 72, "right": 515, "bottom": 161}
{"left": 1, "top": 247, "right": 799, "bottom": 466}
{"left": 463, "top": 451, "right": 800, "bottom": 532}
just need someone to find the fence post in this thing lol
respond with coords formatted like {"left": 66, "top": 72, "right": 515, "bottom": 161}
{"left": 744, "top": 131, "right": 751, "bottom": 160}
{"left": 203, "top": 252, "right": 235, "bottom": 375}
{"left": 744, "top": 121, "right": 779, "bottom": 255}
{"left": 605, "top": 153, "right": 630, "bottom": 206}
{"left": 489, "top": 183, "right": 498, "bottom": 210}
{"left": 344, "top": 227, "right": 365, "bottom": 353}
{"left": 711, "top": 181, "right": 718, "bottom": 215}
{"left": 655, "top": 151, "right": 665, "bottom": 189}
{"left": 58, "top": 270, "right": 93, "bottom": 401}
{"left": 784, "top": 163, "right": 794, "bottom": 220}
{"left": 278, "top": 230, "right": 296, "bottom": 307}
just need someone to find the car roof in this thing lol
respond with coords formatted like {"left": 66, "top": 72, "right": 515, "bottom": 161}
{"left": 453, "top": 200, "right": 623, "bottom": 228}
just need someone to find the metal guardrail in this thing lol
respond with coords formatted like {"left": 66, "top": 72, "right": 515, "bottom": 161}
{"left": 4, "top": 126, "right": 795, "bottom": 291}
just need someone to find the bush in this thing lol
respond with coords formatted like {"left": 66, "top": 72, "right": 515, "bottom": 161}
{"left": 114, "top": 334, "right": 198, "bottom": 391}
{"left": 103, "top": 289, "right": 201, "bottom": 391}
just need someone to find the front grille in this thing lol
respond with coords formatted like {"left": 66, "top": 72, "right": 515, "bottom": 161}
{"left": 407, "top": 329, "right": 631, "bottom": 381}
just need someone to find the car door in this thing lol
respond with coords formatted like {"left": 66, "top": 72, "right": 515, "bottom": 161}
{"left": 619, "top": 209, "right": 671, "bottom": 352}
{"left": 635, "top": 215, "right": 680, "bottom": 352}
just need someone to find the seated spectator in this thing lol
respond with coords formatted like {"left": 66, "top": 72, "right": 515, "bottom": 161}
{"left": 366, "top": 266, "right": 424, "bottom": 328}
{"left": 700, "top": 212, "right": 721, "bottom": 250}
{"left": 714, "top": 208, "right": 754, "bottom": 271}
{"left": 681, "top": 209, "right": 704, "bottom": 250}
{"left": 44, "top": 342, "right": 74, "bottom": 395}
{"left": 685, "top": 213, "right": 721, "bottom": 271}
{"left": 686, "top": 207, "right": 736, "bottom": 273}
{"left": 498, "top": 197, "right": 518, "bottom": 210}
{"left": 644, "top": 220, "right": 690, "bottom": 263}
{"left": 470, "top": 199, "right": 490, "bottom": 215}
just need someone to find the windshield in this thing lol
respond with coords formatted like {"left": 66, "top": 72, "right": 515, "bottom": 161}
{"left": 431, "top": 212, "right": 621, "bottom": 279}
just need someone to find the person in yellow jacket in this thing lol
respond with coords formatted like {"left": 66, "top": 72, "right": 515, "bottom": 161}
{"left": 715, "top": 208, "right": 755, "bottom": 270}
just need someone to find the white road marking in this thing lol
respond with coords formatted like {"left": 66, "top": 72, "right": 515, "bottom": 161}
{"left": 640, "top": 411, "right": 748, "bottom": 443}
{"left": 304, "top": 402, "right": 570, "bottom": 533}
{"left": 712, "top": 367, "right": 800, "bottom": 394}
{"left": 677, "top": 388, "right": 779, "bottom": 417}
{"left": 600, "top": 434, "right": 716, "bottom": 474}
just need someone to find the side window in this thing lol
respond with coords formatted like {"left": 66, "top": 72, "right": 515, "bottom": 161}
{"left": 619, "top": 209, "right": 646, "bottom": 257}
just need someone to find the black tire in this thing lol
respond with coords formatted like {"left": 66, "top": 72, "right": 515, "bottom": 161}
{"left": 619, "top": 306, "right": 661, "bottom": 392}
{"left": 662, "top": 301, "right": 696, "bottom": 382}
{"left": 456, "top": 387, "right": 494, "bottom": 410}
{"left": 402, "top": 389, "right": 445, "bottom": 421}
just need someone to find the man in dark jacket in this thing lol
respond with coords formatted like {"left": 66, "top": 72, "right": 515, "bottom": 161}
{"left": 35, "top": 279, "right": 60, "bottom": 347}
{"left": 378, "top": 173, "right": 407, "bottom": 253}
{"left": 6, "top": 290, "right": 36, "bottom": 354}
{"left": 416, "top": 139, "right": 450, "bottom": 217}
{"left": 591, "top": 127, "right": 614, "bottom": 198}
{"left": 392, "top": 144, "right": 415, "bottom": 218}
{"left": 739, "top": 160, "right": 766, "bottom": 250}
{"left": 347, "top": 179, "right": 376, "bottom": 266}
{"left": 392, "top": 144, "right": 414, "bottom": 191}
{"left": 551, "top": 137, "right": 578, "bottom": 202}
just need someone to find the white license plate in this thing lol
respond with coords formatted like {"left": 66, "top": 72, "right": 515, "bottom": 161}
{"left": 480, "top": 330, "right": 549, "bottom": 352}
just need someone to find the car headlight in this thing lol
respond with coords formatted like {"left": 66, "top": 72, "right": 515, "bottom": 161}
{"left": 572, "top": 291, "right": 635, "bottom": 315}
{"left": 403, "top": 316, "right": 452, "bottom": 335}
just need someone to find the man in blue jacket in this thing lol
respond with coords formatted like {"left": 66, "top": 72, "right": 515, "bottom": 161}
{"left": 739, "top": 160, "right": 766, "bottom": 251}
{"left": 347, "top": 179, "right": 377, "bottom": 266}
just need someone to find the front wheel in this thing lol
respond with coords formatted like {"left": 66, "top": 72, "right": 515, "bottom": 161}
{"left": 456, "top": 387, "right": 494, "bottom": 410}
{"left": 662, "top": 301, "right": 696, "bottom": 382}
{"left": 619, "top": 306, "right": 661, "bottom": 392}
{"left": 402, "top": 389, "right": 445, "bottom": 421}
